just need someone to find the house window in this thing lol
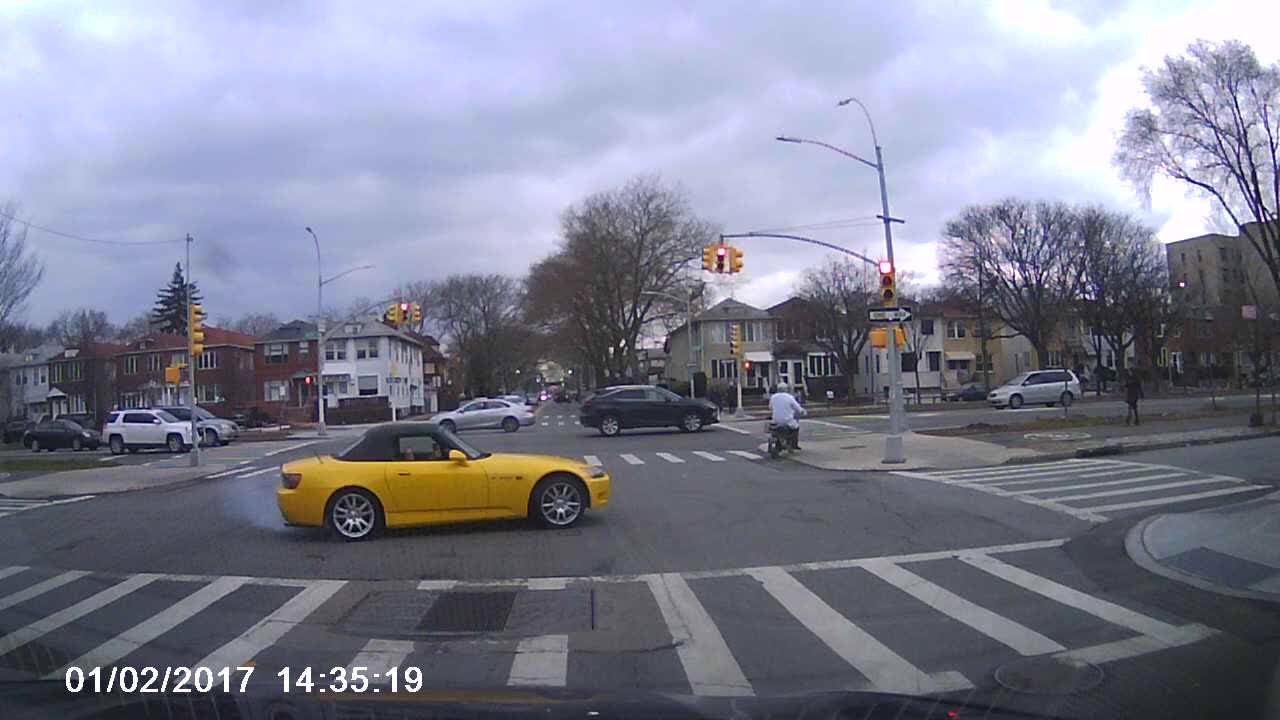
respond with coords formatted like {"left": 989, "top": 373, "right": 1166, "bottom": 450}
{"left": 171, "top": 352, "right": 188, "bottom": 367}
{"left": 70, "top": 394, "right": 86, "bottom": 413}
{"left": 197, "top": 384, "right": 223, "bottom": 403}
{"left": 927, "top": 351, "right": 941, "bottom": 372}
{"left": 711, "top": 359, "right": 738, "bottom": 379}
{"left": 947, "top": 359, "right": 971, "bottom": 371}
{"left": 146, "top": 354, "right": 162, "bottom": 372}
{"left": 1105, "top": 351, "right": 1115, "bottom": 369}
{"left": 325, "top": 341, "right": 346, "bottom": 361}
{"left": 124, "top": 356, "right": 138, "bottom": 375}
{"left": 69, "top": 362, "right": 83, "bottom": 380}
{"left": 807, "top": 354, "right": 837, "bottom": 377}
{"left": 265, "top": 344, "right": 288, "bottom": 364}
{"left": 51, "top": 364, "right": 65, "bottom": 383}
{"left": 742, "top": 321, "right": 760, "bottom": 342}
{"left": 707, "top": 322, "right": 727, "bottom": 344}
{"left": 357, "top": 339, "right": 380, "bottom": 360}
{"left": 195, "top": 351, "right": 218, "bottom": 370}
{"left": 1048, "top": 351, "right": 1062, "bottom": 367}
{"left": 875, "top": 355, "right": 881, "bottom": 374}
{"left": 1200, "top": 351, "right": 1214, "bottom": 367}
{"left": 357, "top": 375, "right": 379, "bottom": 396}
{"left": 264, "top": 381, "right": 289, "bottom": 402}
{"left": 947, "top": 321, "right": 967, "bottom": 339}
{"left": 299, "top": 341, "right": 309, "bottom": 357}
{"left": 921, "top": 319, "right": 935, "bottom": 335}
{"left": 121, "top": 392, "right": 144, "bottom": 409}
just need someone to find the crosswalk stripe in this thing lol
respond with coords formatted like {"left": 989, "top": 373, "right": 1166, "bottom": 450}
{"left": 0, "top": 571, "right": 90, "bottom": 612}
{"left": 860, "top": 560, "right": 1064, "bottom": 655}
{"left": 0, "top": 574, "right": 160, "bottom": 657}
{"left": 620, "top": 454, "right": 644, "bottom": 465}
{"left": 656, "top": 453, "right": 685, "bottom": 463}
{"left": 727, "top": 450, "right": 762, "bottom": 460}
{"left": 989, "top": 469, "right": 1180, "bottom": 488}
{"left": 0, "top": 566, "right": 30, "bottom": 582}
{"left": 1049, "top": 477, "right": 1235, "bottom": 502}
{"left": 715, "top": 424, "right": 753, "bottom": 435}
{"left": 1004, "top": 472, "right": 1185, "bottom": 494}
{"left": 944, "top": 463, "right": 1116, "bottom": 484}
{"left": 750, "top": 567, "right": 970, "bottom": 694}
{"left": 958, "top": 553, "right": 1186, "bottom": 644}
{"left": 1082, "top": 485, "right": 1265, "bottom": 513}
{"left": 196, "top": 580, "right": 346, "bottom": 669}
{"left": 583, "top": 455, "right": 602, "bottom": 467}
{"left": 928, "top": 460, "right": 1108, "bottom": 480}
{"left": 418, "top": 580, "right": 459, "bottom": 591}
{"left": 347, "top": 638, "right": 414, "bottom": 677}
{"left": 691, "top": 451, "right": 725, "bottom": 462}
{"left": 507, "top": 634, "right": 569, "bottom": 687}
{"left": 644, "top": 573, "right": 752, "bottom": 697}
{"left": 52, "top": 576, "right": 249, "bottom": 676}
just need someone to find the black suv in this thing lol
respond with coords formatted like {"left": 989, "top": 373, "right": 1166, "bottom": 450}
{"left": 579, "top": 385, "right": 720, "bottom": 437}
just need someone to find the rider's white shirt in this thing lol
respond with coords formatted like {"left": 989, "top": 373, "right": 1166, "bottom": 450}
{"left": 769, "top": 392, "right": 806, "bottom": 429}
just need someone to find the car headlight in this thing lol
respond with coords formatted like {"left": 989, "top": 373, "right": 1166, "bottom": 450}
{"left": 82, "top": 431, "right": 92, "bottom": 438}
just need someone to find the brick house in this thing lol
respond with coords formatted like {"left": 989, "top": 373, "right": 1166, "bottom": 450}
{"left": 115, "top": 328, "right": 257, "bottom": 417}
{"left": 254, "top": 320, "right": 320, "bottom": 423}
{"left": 47, "top": 342, "right": 127, "bottom": 425}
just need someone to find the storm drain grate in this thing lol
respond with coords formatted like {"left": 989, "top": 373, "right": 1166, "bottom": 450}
{"left": 418, "top": 591, "right": 517, "bottom": 633}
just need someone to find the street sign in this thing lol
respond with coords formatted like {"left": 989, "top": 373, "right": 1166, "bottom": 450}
{"left": 869, "top": 306, "right": 912, "bottom": 323}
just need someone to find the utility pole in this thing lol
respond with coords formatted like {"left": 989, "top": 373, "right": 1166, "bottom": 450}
{"left": 185, "top": 234, "right": 200, "bottom": 467}
{"left": 306, "top": 227, "right": 327, "bottom": 437}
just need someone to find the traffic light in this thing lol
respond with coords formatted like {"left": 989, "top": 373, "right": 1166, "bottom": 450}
{"left": 729, "top": 324, "right": 742, "bottom": 357}
{"left": 385, "top": 303, "right": 403, "bottom": 325}
{"left": 398, "top": 302, "right": 410, "bottom": 326}
{"left": 189, "top": 303, "right": 205, "bottom": 356}
{"left": 729, "top": 246, "right": 744, "bottom": 274}
{"left": 878, "top": 260, "right": 896, "bottom": 306}
{"left": 870, "top": 327, "right": 908, "bottom": 349}
{"left": 702, "top": 244, "right": 718, "bottom": 272}
{"left": 715, "top": 245, "right": 728, "bottom": 273}
{"left": 164, "top": 364, "right": 183, "bottom": 385}
{"left": 742, "top": 359, "right": 752, "bottom": 372}
{"left": 411, "top": 303, "right": 423, "bottom": 324}
{"left": 304, "top": 375, "right": 313, "bottom": 385}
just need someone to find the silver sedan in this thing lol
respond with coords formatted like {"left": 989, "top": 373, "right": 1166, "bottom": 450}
{"left": 430, "top": 399, "right": 535, "bottom": 433}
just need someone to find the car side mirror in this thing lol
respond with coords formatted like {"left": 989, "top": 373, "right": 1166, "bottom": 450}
{"left": 448, "top": 449, "right": 467, "bottom": 463}
{"left": 152, "top": 418, "right": 162, "bottom": 425}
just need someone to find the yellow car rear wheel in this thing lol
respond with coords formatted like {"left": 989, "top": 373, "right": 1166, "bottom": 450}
{"left": 326, "top": 487, "right": 384, "bottom": 541}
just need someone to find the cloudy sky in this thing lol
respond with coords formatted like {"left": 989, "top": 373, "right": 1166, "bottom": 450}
{"left": 2, "top": 0, "right": 1278, "bottom": 328}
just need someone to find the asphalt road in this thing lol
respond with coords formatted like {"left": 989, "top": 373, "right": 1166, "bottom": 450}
{"left": 0, "top": 403, "right": 1275, "bottom": 717}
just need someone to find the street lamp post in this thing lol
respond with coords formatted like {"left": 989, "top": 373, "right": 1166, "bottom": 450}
{"left": 307, "top": 226, "right": 374, "bottom": 437}
{"left": 777, "top": 96, "right": 907, "bottom": 463}
{"left": 641, "top": 290, "right": 696, "bottom": 398}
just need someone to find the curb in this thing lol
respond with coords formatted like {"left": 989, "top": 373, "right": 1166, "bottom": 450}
{"left": 1125, "top": 514, "right": 1280, "bottom": 605}
{"left": 1000, "top": 427, "right": 1280, "bottom": 465}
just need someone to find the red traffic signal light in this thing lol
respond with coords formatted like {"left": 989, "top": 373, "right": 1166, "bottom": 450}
{"left": 878, "top": 260, "right": 893, "bottom": 274}
{"left": 717, "top": 246, "right": 727, "bottom": 257}
{"left": 304, "top": 375, "right": 313, "bottom": 385}
{"left": 399, "top": 302, "right": 410, "bottom": 312}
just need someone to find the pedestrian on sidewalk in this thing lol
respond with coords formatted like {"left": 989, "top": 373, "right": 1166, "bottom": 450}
{"left": 1124, "top": 370, "right": 1144, "bottom": 425}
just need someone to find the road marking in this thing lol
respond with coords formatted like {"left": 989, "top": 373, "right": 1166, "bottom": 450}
{"left": 842, "top": 414, "right": 889, "bottom": 420}
{"left": 656, "top": 452, "right": 685, "bottom": 463}
{"left": 989, "top": 468, "right": 1175, "bottom": 488}
{"left": 806, "top": 419, "right": 857, "bottom": 429}
{"left": 750, "top": 567, "right": 970, "bottom": 694}
{"left": 263, "top": 441, "right": 319, "bottom": 457}
{"left": 573, "top": 419, "right": 580, "bottom": 425}
{"left": 0, "top": 574, "right": 160, "bottom": 657}
{"left": 196, "top": 580, "right": 346, "bottom": 669}
{"left": 526, "top": 578, "right": 568, "bottom": 591}
{"left": 507, "top": 634, "right": 569, "bottom": 687}
{"left": 0, "top": 566, "right": 30, "bottom": 581}
{"left": 0, "top": 570, "right": 90, "bottom": 611}
{"left": 727, "top": 450, "right": 762, "bottom": 460}
{"left": 1050, "top": 477, "right": 1237, "bottom": 502}
{"left": 860, "top": 560, "right": 1064, "bottom": 655}
{"left": 691, "top": 451, "right": 725, "bottom": 462}
{"left": 958, "top": 553, "right": 1186, "bottom": 644}
{"left": 1053, "top": 625, "right": 1216, "bottom": 663}
{"left": 53, "top": 576, "right": 250, "bottom": 676}
{"left": 714, "top": 424, "right": 753, "bottom": 435}
{"left": 1082, "top": 485, "right": 1266, "bottom": 513}
{"left": 97, "top": 456, "right": 119, "bottom": 463}
{"left": 582, "top": 455, "right": 602, "bottom": 467}
{"left": 1005, "top": 472, "right": 1185, "bottom": 494}
{"left": 620, "top": 454, "right": 644, "bottom": 465}
{"left": 418, "top": 580, "right": 459, "bottom": 591}
{"left": 238, "top": 467, "right": 278, "bottom": 479}
{"left": 928, "top": 459, "right": 1110, "bottom": 481}
{"left": 205, "top": 467, "right": 248, "bottom": 479}
{"left": 347, "top": 638, "right": 414, "bottom": 677}
{"left": 643, "top": 573, "right": 751, "bottom": 696}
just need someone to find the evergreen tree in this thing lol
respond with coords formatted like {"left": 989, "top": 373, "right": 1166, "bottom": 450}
{"left": 151, "top": 262, "right": 202, "bottom": 334}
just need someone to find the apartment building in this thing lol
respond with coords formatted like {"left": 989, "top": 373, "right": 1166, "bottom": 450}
{"left": 115, "top": 328, "right": 257, "bottom": 416}
{"left": 321, "top": 320, "right": 426, "bottom": 416}
{"left": 47, "top": 342, "right": 126, "bottom": 424}
{"left": 254, "top": 320, "right": 321, "bottom": 421}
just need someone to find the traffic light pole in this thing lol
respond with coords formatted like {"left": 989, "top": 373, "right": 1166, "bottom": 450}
{"left": 874, "top": 142, "right": 906, "bottom": 464}
{"left": 186, "top": 234, "right": 200, "bottom": 467}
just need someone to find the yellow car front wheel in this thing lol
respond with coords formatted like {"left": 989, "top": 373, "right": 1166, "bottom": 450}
{"left": 327, "top": 488, "right": 384, "bottom": 541}
{"left": 531, "top": 475, "right": 587, "bottom": 528}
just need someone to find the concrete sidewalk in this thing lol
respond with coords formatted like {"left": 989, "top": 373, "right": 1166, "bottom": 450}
{"left": 1127, "top": 490, "right": 1280, "bottom": 603}
{"left": 0, "top": 460, "right": 239, "bottom": 499}
{"left": 759, "top": 431, "right": 1039, "bottom": 471}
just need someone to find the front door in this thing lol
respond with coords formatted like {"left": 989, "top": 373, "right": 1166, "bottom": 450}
{"left": 383, "top": 434, "right": 488, "bottom": 519}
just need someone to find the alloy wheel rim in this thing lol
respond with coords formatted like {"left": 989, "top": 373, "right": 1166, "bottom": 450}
{"left": 602, "top": 418, "right": 619, "bottom": 434}
{"left": 684, "top": 414, "right": 701, "bottom": 431}
{"left": 334, "top": 494, "right": 375, "bottom": 537}
{"left": 540, "top": 482, "right": 582, "bottom": 526}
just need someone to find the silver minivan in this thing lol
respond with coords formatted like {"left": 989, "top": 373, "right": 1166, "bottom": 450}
{"left": 988, "top": 369, "right": 1081, "bottom": 409}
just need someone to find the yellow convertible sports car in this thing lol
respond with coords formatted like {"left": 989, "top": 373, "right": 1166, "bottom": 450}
{"left": 277, "top": 422, "right": 610, "bottom": 540}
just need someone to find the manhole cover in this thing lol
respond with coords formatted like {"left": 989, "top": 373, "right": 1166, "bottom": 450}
{"left": 995, "top": 656, "right": 1104, "bottom": 695}
{"left": 1023, "top": 431, "right": 1092, "bottom": 441}
{"left": 418, "top": 591, "right": 517, "bottom": 633}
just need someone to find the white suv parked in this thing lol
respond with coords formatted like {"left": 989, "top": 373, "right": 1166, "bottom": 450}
{"left": 102, "top": 409, "right": 195, "bottom": 454}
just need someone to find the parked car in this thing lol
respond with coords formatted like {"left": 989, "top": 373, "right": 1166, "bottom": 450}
{"left": 501, "top": 394, "right": 527, "bottom": 407}
{"left": 102, "top": 409, "right": 195, "bottom": 454}
{"left": 232, "top": 406, "right": 275, "bottom": 429}
{"left": 3, "top": 418, "right": 31, "bottom": 445}
{"left": 277, "top": 422, "right": 610, "bottom": 540}
{"left": 429, "top": 398, "right": 536, "bottom": 433}
{"left": 579, "top": 384, "right": 720, "bottom": 437}
{"left": 26, "top": 418, "right": 102, "bottom": 452}
{"left": 988, "top": 369, "right": 1081, "bottom": 409}
{"left": 159, "top": 405, "right": 240, "bottom": 446}
{"left": 945, "top": 383, "right": 988, "bottom": 402}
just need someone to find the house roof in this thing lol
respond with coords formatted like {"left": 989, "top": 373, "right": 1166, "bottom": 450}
{"left": 323, "top": 319, "right": 425, "bottom": 346}
{"left": 53, "top": 342, "right": 128, "bottom": 360}
{"left": 696, "top": 298, "right": 771, "bottom": 322}
{"left": 0, "top": 343, "right": 65, "bottom": 367}
{"left": 120, "top": 328, "right": 257, "bottom": 354}
{"left": 405, "top": 330, "right": 440, "bottom": 348}
{"left": 258, "top": 320, "right": 318, "bottom": 343}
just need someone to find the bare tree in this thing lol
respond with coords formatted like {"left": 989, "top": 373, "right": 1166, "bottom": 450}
{"left": 422, "top": 274, "right": 525, "bottom": 396}
{"left": 940, "top": 199, "right": 1082, "bottom": 366}
{"left": 525, "top": 175, "right": 718, "bottom": 386}
{"left": 796, "top": 256, "right": 877, "bottom": 401}
{"left": 0, "top": 203, "right": 45, "bottom": 331}
{"left": 0, "top": 321, "right": 47, "bottom": 352}
{"left": 48, "top": 308, "right": 115, "bottom": 347}
{"left": 1116, "top": 39, "right": 1280, "bottom": 296}
{"left": 114, "top": 313, "right": 154, "bottom": 343}
{"left": 223, "top": 312, "right": 282, "bottom": 337}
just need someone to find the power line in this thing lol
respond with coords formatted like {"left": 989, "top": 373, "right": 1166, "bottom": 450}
{"left": 0, "top": 207, "right": 179, "bottom": 246}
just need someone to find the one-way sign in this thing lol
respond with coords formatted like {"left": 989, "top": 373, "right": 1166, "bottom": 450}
{"left": 869, "top": 306, "right": 913, "bottom": 323}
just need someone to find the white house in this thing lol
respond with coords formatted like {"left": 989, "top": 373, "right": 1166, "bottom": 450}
{"left": 4, "top": 343, "right": 63, "bottom": 419}
{"left": 321, "top": 321, "right": 425, "bottom": 416}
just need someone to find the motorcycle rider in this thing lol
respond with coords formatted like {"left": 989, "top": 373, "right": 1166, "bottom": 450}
{"left": 769, "top": 382, "right": 807, "bottom": 450}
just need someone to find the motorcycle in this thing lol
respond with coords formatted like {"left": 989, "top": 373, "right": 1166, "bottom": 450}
{"left": 767, "top": 422, "right": 799, "bottom": 459}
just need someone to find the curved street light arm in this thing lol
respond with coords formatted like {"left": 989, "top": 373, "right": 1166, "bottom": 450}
{"left": 836, "top": 96, "right": 879, "bottom": 149}
{"left": 775, "top": 135, "right": 878, "bottom": 170}
{"left": 720, "top": 231, "right": 880, "bottom": 268}
{"left": 322, "top": 264, "right": 375, "bottom": 287}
